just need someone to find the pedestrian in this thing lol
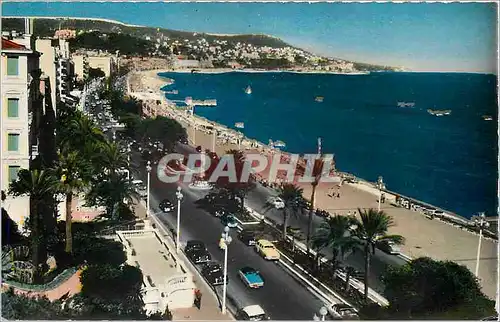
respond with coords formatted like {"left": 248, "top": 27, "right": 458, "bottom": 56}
{"left": 194, "top": 289, "right": 202, "bottom": 309}
{"left": 337, "top": 192, "right": 340, "bottom": 198}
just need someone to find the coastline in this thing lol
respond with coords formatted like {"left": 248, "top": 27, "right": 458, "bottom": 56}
{"left": 127, "top": 69, "right": 498, "bottom": 299}
{"left": 157, "top": 68, "right": 372, "bottom": 75}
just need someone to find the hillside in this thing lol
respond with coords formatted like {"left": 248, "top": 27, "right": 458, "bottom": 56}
{"left": 2, "top": 17, "right": 293, "bottom": 49}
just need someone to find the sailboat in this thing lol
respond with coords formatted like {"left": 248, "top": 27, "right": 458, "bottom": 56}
{"left": 245, "top": 86, "right": 252, "bottom": 94}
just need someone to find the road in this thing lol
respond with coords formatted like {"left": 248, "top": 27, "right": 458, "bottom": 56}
{"left": 132, "top": 161, "right": 327, "bottom": 320}
{"left": 174, "top": 143, "right": 406, "bottom": 294}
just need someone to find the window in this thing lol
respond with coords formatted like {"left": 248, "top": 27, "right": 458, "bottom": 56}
{"left": 7, "top": 56, "right": 19, "bottom": 76}
{"left": 8, "top": 166, "right": 20, "bottom": 182}
{"left": 7, "top": 133, "right": 20, "bottom": 151}
{"left": 7, "top": 98, "right": 19, "bottom": 117}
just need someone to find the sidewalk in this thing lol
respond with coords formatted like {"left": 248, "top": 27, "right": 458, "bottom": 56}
{"left": 135, "top": 198, "right": 233, "bottom": 320}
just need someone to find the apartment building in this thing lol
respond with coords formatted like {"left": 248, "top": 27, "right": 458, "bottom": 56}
{"left": 1, "top": 36, "right": 40, "bottom": 225}
{"left": 34, "top": 38, "right": 57, "bottom": 108}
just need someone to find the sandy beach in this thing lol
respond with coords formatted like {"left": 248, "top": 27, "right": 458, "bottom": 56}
{"left": 128, "top": 69, "right": 498, "bottom": 300}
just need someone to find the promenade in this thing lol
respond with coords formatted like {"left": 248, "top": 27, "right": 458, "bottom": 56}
{"left": 128, "top": 70, "right": 498, "bottom": 300}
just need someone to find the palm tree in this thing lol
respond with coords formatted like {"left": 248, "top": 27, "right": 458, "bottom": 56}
{"left": 306, "top": 156, "right": 326, "bottom": 255}
{"left": 94, "top": 141, "right": 129, "bottom": 177}
{"left": 57, "top": 149, "right": 93, "bottom": 254}
{"left": 354, "top": 208, "right": 405, "bottom": 303}
{"left": 9, "top": 169, "right": 59, "bottom": 280}
{"left": 265, "top": 183, "right": 304, "bottom": 239}
{"left": 86, "top": 173, "right": 138, "bottom": 221}
{"left": 312, "top": 215, "right": 360, "bottom": 274}
{"left": 217, "top": 149, "right": 255, "bottom": 208}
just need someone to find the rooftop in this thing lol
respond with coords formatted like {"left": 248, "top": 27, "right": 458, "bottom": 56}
{"left": 1, "top": 37, "right": 29, "bottom": 51}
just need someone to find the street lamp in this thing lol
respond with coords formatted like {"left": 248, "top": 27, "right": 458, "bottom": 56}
{"left": 472, "top": 212, "right": 490, "bottom": 277}
{"left": 220, "top": 226, "right": 232, "bottom": 315}
{"left": 175, "top": 186, "right": 183, "bottom": 254}
{"left": 127, "top": 143, "right": 132, "bottom": 165}
{"left": 146, "top": 161, "right": 152, "bottom": 218}
{"left": 112, "top": 131, "right": 116, "bottom": 142}
{"left": 377, "top": 175, "right": 384, "bottom": 212}
{"left": 319, "top": 306, "right": 328, "bottom": 321}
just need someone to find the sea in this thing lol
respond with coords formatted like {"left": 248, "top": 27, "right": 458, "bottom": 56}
{"left": 158, "top": 71, "right": 498, "bottom": 220}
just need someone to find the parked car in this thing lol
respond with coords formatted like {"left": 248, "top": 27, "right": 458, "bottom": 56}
{"left": 159, "top": 199, "right": 175, "bottom": 213}
{"left": 236, "top": 305, "right": 270, "bottom": 321}
{"left": 238, "top": 267, "right": 264, "bottom": 289}
{"left": 327, "top": 304, "right": 359, "bottom": 320}
{"left": 185, "top": 240, "right": 207, "bottom": 254}
{"left": 238, "top": 230, "right": 257, "bottom": 246}
{"left": 255, "top": 239, "right": 280, "bottom": 261}
{"left": 220, "top": 214, "right": 238, "bottom": 228}
{"left": 187, "top": 248, "right": 211, "bottom": 264}
{"left": 201, "top": 262, "right": 227, "bottom": 286}
{"left": 377, "top": 240, "right": 401, "bottom": 255}
{"left": 267, "top": 197, "right": 285, "bottom": 209}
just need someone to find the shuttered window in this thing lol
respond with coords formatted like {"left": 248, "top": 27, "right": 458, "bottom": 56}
{"left": 7, "top": 56, "right": 19, "bottom": 76}
{"left": 7, "top": 98, "right": 19, "bottom": 117}
{"left": 8, "top": 166, "right": 21, "bottom": 182}
{"left": 7, "top": 133, "right": 20, "bottom": 151}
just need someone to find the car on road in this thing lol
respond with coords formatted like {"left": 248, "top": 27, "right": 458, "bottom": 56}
{"left": 267, "top": 197, "right": 285, "bottom": 209}
{"left": 186, "top": 248, "right": 211, "bottom": 264}
{"left": 236, "top": 305, "right": 270, "bottom": 320}
{"left": 185, "top": 240, "right": 207, "bottom": 254}
{"left": 214, "top": 208, "right": 227, "bottom": 218}
{"left": 238, "top": 266, "right": 264, "bottom": 289}
{"left": 220, "top": 213, "right": 238, "bottom": 228}
{"left": 238, "top": 230, "right": 257, "bottom": 246}
{"left": 327, "top": 303, "right": 359, "bottom": 320}
{"left": 377, "top": 240, "right": 401, "bottom": 255}
{"left": 201, "top": 262, "right": 227, "bottom": 286}
{"left": 159, "top": 199, "right": 175, "bottom": 213}
{"left": 255, "top": 239, "right": 280, "bottom": 261}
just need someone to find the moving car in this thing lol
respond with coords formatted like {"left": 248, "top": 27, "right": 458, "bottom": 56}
{"left": 238, "top": 267, "right": 264, "bottom": 289}
{"left": 255, "top": 239, "right": 280, "bottom": 261}
{"left": 377, "top": 240, "right": 401, "bottom": 255}
{"left": 214, "top": 208, "right": 227, "bottom": 218}
{"left": 267, "top": 197, "right": 285, "bottom": 209}
{"left": 236, "top": 305, "right": 270, "bottom": 321}
{"left": 220, "top": 214, "right": 238, "bottom": 228}
{"left": 186, "top": 248, "right": 211, "bottom": 264}
{"left": 201, "top": 262, "right": 227, "bottom": 286}
{"left": 238, "top": 230, "right": 256, "bottom": 246}
{"left": 327, "top": 304, "right": 359, "bottom": 320}
{"left": 185, "top": 240, "right": 207, "bottom": 254}
{"left": 159, "top": 199, "right": 175, "bottom": 213}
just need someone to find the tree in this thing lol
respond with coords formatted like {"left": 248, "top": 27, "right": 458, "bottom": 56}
{"left": 312, "top": 215, "right": 360, "bottom": 273}
{"left": 353, "top": 208, "right": 405, "bottom": 303}
{"left": 2, "top": 208, "right": 24, "bottom": 246}
{"left": 213, "top": 149, "right": 256, "bottom": 208}
{"left": 9, "top": 169, "right": 60, "bottom": 281}
{"left": 56, "top": 148, "right": 93, "bottom": 254}
{"left": 87, "top": 67, "right": 105, "bottom": 80}
{"left": 266, "top": 183, "right": 305, "bottom": 239}
{"left": 382, "top": 257, "right": 496, "bottom": 319}
{"left": 86, "top": 173, "right": 137, "bottom": 221}
{"left": 93, "top": 141, "right": 129, "bottom": 177}
{"left": 1, "top": 288, "right": 71, "bottom": 320}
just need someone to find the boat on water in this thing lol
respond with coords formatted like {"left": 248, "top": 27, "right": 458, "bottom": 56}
{"left": 315, "top": 96, "right": 324, "bottom": 103}
{"left": 245, "top": 86, "right": 252, "bottom": 94}
{"left": 397, "top": 102, "right": 415, "bottom": 108}
{"left": 269, "top": 139, "right": 286, "bottom": 148}
{"left": 482, "top": 115, "right": 493, "bottom": 121}
{"left": 427, "top": 109, "right": 452, "bottom": 116}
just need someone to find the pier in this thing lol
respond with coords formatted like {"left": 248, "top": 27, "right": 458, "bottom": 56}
{"left": 169, "top": 99, "right": 217, "bottom": 107}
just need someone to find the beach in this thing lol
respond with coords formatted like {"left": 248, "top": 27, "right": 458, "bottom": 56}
{"left": 127, "top": 69, "right": 498, "bottom": 300}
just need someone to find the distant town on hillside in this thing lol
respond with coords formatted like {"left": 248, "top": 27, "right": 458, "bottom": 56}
{"left": 2, "top": 17, "right": 404, "bottom": 72}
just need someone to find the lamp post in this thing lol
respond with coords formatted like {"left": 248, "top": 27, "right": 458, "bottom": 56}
{"left": 377, "top": 175, "right": 384, "bottom": 212}
{"left": 212, "top": 130, "right": 217, "bottom": 152}
{"left": 319, "top": 306, "right": 328, "bottom": 321}
{"left": 220, "top": 226, "right": 232, "bottom": 315}
{"left": 473, "top": 212, "right": 490, "bottom": 277}
{"left": 146, "top": 161, "right": 152, "bottom": 218}
{"left": 112, "top": 131, "right": 116, "bottom": 142}
{"left": 127, "top": 143, "right": 132, "bottom": 165}
{"left": 175, "top": 186, "right": 183, "bottom": 254}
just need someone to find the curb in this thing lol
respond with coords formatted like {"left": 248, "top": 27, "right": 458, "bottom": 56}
{"left": 397, "top": 253, "right": 413, "bottom": 262}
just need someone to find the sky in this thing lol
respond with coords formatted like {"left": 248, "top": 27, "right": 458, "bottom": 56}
{"left": 2, "top": 1, "right": 498, "bottom": 73}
